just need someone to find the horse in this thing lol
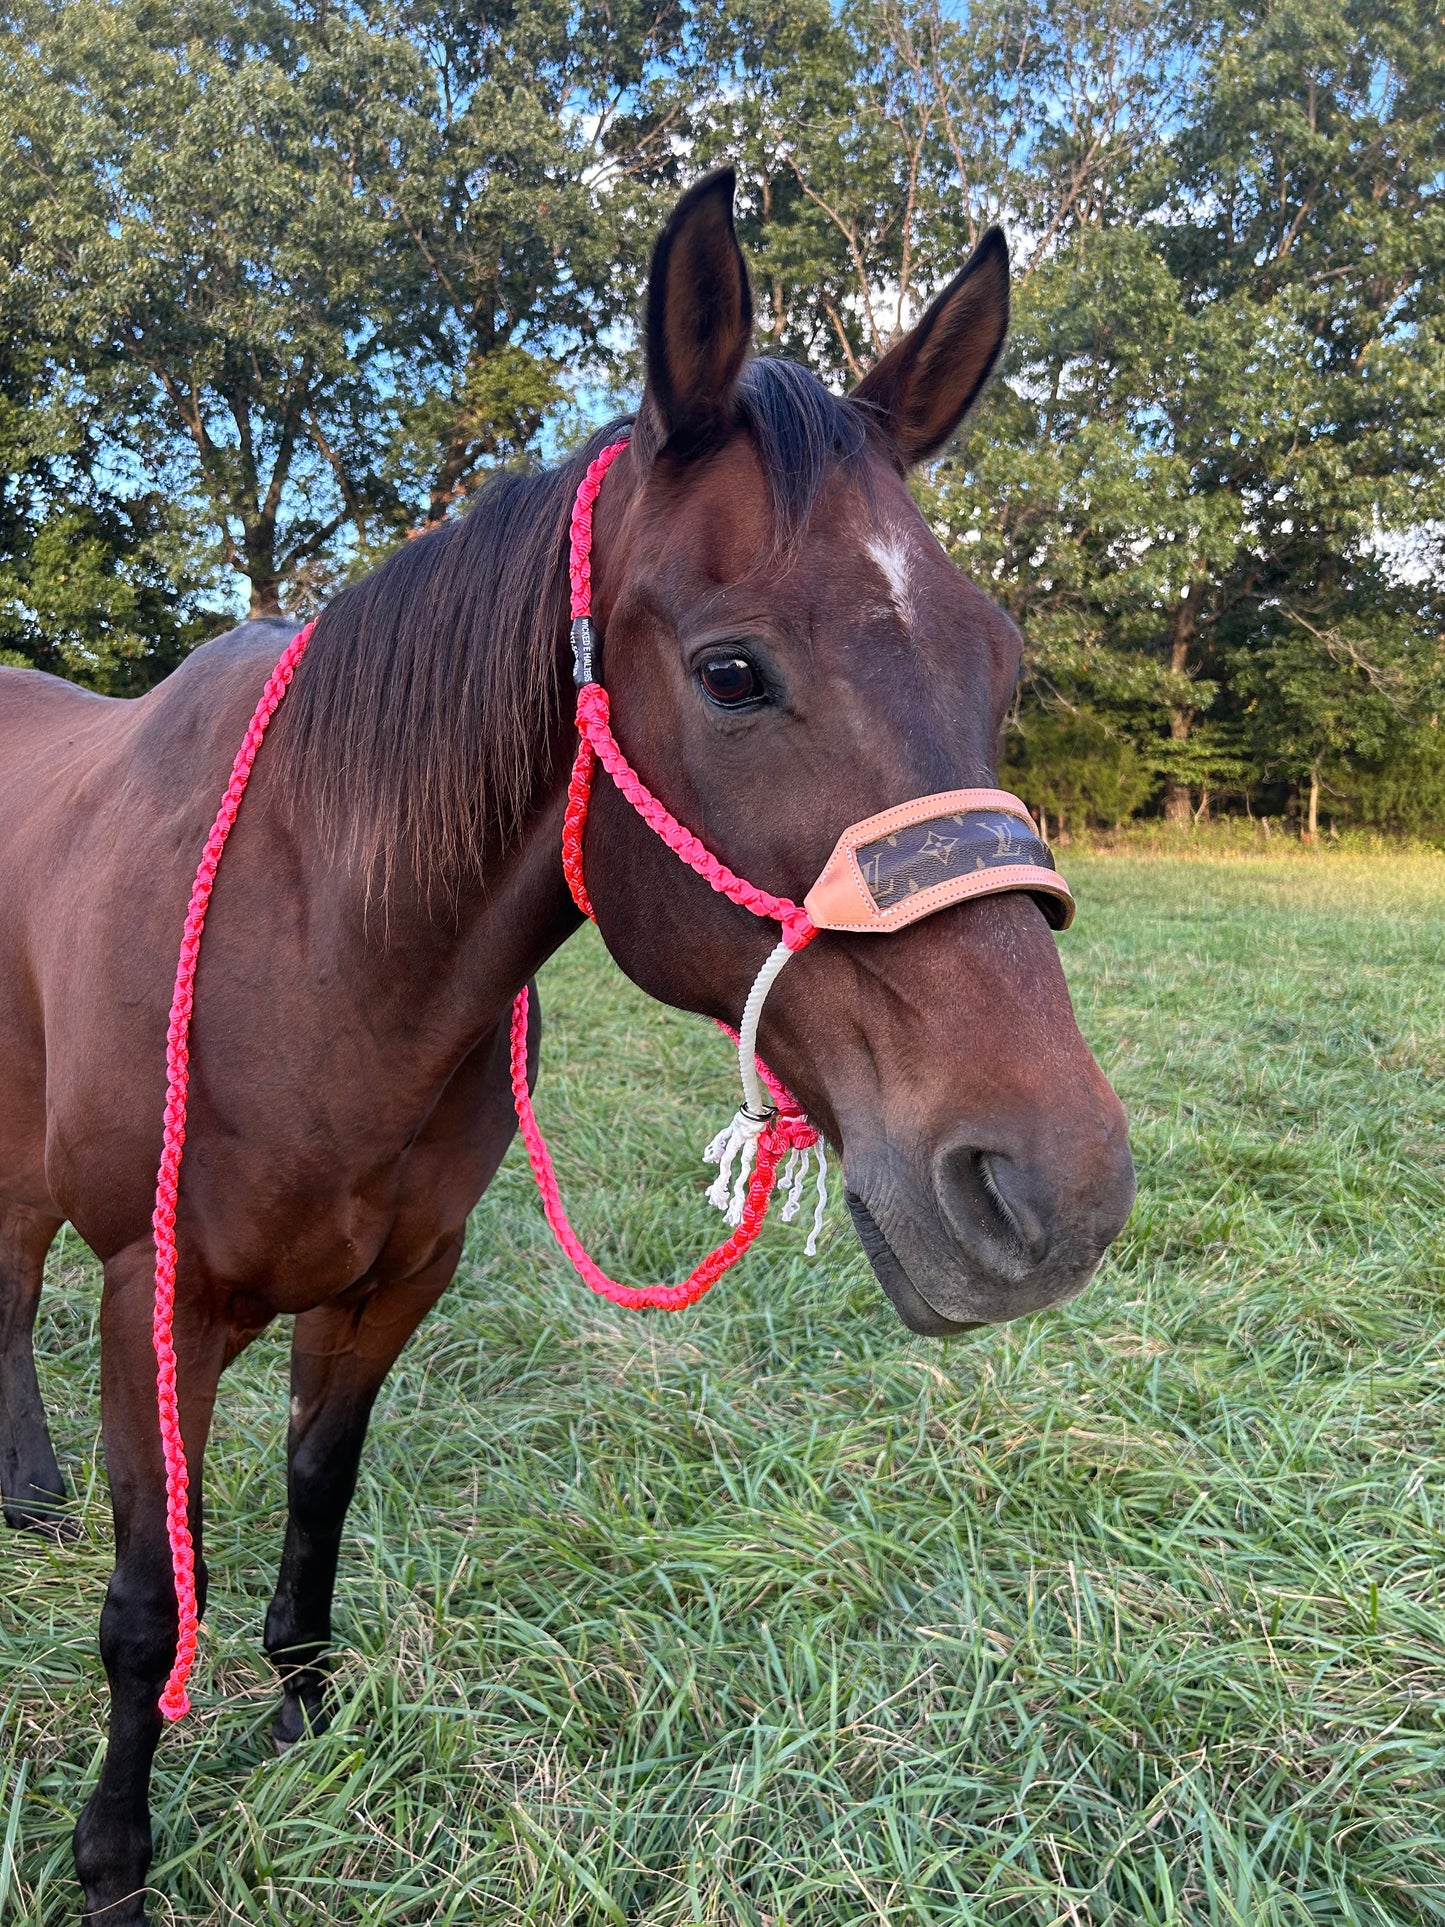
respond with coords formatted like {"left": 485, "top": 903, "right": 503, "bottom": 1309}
{"left": 0, "top": 170, "right": 1135, "bottom": 1922}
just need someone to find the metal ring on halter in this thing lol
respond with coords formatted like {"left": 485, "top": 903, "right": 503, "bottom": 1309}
{"left": 571, "top": 616, "right": 598, "bottom": 686}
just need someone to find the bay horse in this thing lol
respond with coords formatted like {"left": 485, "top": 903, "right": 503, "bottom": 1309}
{"left": 0, "top": 171, "right": 1134, "bottom": 1922}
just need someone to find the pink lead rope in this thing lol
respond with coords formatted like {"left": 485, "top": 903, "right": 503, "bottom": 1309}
{"left": 151, "top": 619, "right": 316, "bottom": 1721}
{"left": 507, "top": 986, "right": 816, "bottom": 1313}
{"left": 150, "top": 438, "right": 825, "bottom": 1719}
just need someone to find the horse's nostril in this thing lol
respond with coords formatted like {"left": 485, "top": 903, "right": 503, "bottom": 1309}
{"left": 932, "top": 1142, "right": 1050, "bottom": 1275}
{"left": 975, "top": 1151, "right": 1050, "bottom": 1265}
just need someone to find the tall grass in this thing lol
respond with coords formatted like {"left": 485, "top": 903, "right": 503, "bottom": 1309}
{"left": 4, "top": 853, "right": 1444, "bottom": 1924}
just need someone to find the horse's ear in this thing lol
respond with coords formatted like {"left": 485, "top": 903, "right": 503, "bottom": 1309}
{"left": 639, "top": 168, "right": 753, "bottom": 460}
{"left": 852, "top": 228, "right": 1010, "bottom": 466}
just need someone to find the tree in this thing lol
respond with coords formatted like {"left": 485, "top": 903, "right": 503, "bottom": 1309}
{"left": 690, "top": 0, "right": 1018, "bottom": 376}
{"left": 5, "top": 0, "right": 1444, "bottom": 843}
{"left": 0, "top": 128, "right": 222, "bottom": 687}
{"left": 1154, "top": 0, "right": 1445, "bottom": 822}
{"left": 1233, "top": 588, "right": 1445, "bottom": 838}
{"left": 350, "top": 0, "right": 686, "bottom": 530}
{"left": 2, "top": 0, "right": 681, "bottom": 622}
{"left": 3, "top": 0, "right": 408, "bottom": 617}
{"left": 919, "top": 0, "right": 1445, "bottom": 828}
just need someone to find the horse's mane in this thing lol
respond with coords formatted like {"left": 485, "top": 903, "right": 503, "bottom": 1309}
{"left": 278, "top": 359, "right": 869, "bottom": 902}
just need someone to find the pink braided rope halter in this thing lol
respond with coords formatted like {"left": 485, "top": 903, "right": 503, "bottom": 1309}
{"left": 510, "top": 436, "right": 825, "bottom": 1314}
{"left": 150, "top": 431, "right": 1073, "bottom": 1718}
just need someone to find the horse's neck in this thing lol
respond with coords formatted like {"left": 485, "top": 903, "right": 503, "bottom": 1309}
{"left": 156, "top": 614, "right": 588, "bottom": 1113}
{"left": 278, "top": 734, "right": 582, "bottom": 1065}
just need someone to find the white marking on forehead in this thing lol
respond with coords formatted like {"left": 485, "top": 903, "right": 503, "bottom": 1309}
{"left": 864, "top": 526, "right": 920, "bottom": 631}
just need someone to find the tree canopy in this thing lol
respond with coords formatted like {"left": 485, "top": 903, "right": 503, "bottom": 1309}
{"left": 4, "top": 0, "right": 1442, "bottom": 831}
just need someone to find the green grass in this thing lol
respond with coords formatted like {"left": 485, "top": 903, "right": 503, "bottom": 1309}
{"left": 5, "top": 852, "right": 1445, "bottom": 1925}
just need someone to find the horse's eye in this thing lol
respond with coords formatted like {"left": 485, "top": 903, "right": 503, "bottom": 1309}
{"left": 698, "top": 654, "right": 764, "bottom": 707}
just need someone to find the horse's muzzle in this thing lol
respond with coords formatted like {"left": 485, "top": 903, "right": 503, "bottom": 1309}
{"left": 844, "top": 1121, "right": 1136, "bottom": 1334}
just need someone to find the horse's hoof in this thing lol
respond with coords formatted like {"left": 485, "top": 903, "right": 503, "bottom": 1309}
{"left": 4, "top": 1487, "right": 77, "bottom": 1538}
{"left": 270, "top": 1694, "right": 331, "bottom": 1753}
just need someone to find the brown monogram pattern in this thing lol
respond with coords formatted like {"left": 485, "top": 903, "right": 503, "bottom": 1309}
{"left": 855, "top": 809, "right": 1054, "bottom": 906}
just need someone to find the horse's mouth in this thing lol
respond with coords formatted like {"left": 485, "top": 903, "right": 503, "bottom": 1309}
{"left": 845, "top": 1189, "right": 985, "bottom": 1337}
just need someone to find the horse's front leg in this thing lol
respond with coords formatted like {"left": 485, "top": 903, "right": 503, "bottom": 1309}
{"left": 264, "top": 1236, "right": 462, "bottom": 1747}
{"left": 73, "top": 1241, "right": 228, "bottom": 1925}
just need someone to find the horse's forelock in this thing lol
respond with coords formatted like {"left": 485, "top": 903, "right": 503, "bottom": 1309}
{"left": 734, "top": 357, "right": 869, "bottom": 540}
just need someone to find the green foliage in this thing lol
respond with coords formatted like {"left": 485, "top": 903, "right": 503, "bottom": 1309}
{"left": 7, "top": 874, "right": 1445, "bottom": 1921}
{"left": 1003, "top": 709, "right": 1158, "bottom": 827}
{"left": 907, "top": 0, "right": 1444, "bottom": 828}
{"left": 0, "top": 235, "right": 224, "bottom": 687}
{"left": 1, "top": 0, "right": 1442, "bottom": 828}
{"left": 1, "top": 501, "right": 220, "bottom": 693}
{"left": 1330, "top": 724, "right": 1445, "bottom": 839}
{"left": 3, "top": 0, "right": 400, "bottom": 615}
{"left": 0, "top": 0, "right": 679, "bottom": 616}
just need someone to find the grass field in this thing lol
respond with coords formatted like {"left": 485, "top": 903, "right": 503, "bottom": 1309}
{"left": 4, "top": 852, "right": 1445, "bottom": 1926}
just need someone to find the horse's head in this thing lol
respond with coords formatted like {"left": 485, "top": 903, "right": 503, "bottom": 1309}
{"left": 582, "top": 170, "right": 1134, "bottom": 1334}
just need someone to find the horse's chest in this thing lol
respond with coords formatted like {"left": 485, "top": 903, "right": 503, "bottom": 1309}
{"left": 194, "top": 1025, "right": 515, "bottom": 1313}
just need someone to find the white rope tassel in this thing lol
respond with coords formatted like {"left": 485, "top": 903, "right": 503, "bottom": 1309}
{"left": 703, "top": 1108, "right": 766, "bottom": 1219}
{"left": 806, "top": 1141, "right": 828, "bottom": 1257}
{"left": 778, "top": 1139, "right": 830, "bottom": 1255}
{"left": 779, "top": 1148, "right": 808, "bottom": 1221}
{"left": 701, "top": 937, "right": 829, "bottom": 1249}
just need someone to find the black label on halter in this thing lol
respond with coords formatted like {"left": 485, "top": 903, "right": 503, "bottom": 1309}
{"left": 571, "top": 617, "right": 598, "bottom": 686}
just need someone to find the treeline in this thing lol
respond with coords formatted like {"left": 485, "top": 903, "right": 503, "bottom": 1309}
{"left": 3, "top": 0, "right": 1443, "bottom": 833}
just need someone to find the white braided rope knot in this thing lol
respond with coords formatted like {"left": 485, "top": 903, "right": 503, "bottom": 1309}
{"left": 701, "top": 939, "right": 830, "bottom": 1255}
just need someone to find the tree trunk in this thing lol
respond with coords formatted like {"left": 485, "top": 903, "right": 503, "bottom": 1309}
{"left": 249, "top": 577, "right": 283, "bottom": 619}
{"left": 242, "top": 503, "right": 284, "bottom": 619}
{"left": 1163, "top": 588, "right": 1198, "bottom": 827}
{"left": 1305, "top": 760, "right": 1321, "bottom": 843}
{"left": 424, "top": 429, "right": 476, "bottom": 529}
{"left": 1163, "top": 777, "right": 1193, "bottom": 824}
{"left": 1163, "top": 702, "right": 1194, "bottom": 824}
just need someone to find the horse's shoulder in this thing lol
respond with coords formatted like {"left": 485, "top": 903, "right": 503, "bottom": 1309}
{"left": 0, "top": 666, "right": 120, "bottom": 790}
{"left": 140, "top": 618, "right": 302, "bottom": 707}
{"left": 125, "top": 618, "right": 305, "bottom": 756}
{"left": 0, "top": 617, "right": 309, "bottom": 832}
{"left": 0, "top": 619, "right": 301, "bottom": 737}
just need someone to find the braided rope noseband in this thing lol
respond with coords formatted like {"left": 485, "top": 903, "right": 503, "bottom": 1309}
{"left": 149, "top": 432, "right": 1072, "bottom": 1719}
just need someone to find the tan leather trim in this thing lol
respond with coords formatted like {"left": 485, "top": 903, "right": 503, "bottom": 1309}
{"left": 830, "top": 788, "right": 1036, "bottom": 843}
{"left": 803, "top": 860, "right": 881, "bottom": 930}
{"left": 807, "top": 862, "right": 1073, "bottom": 932}
{"left": 802, "top": 788, "right": 1073, "bottom": 934}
